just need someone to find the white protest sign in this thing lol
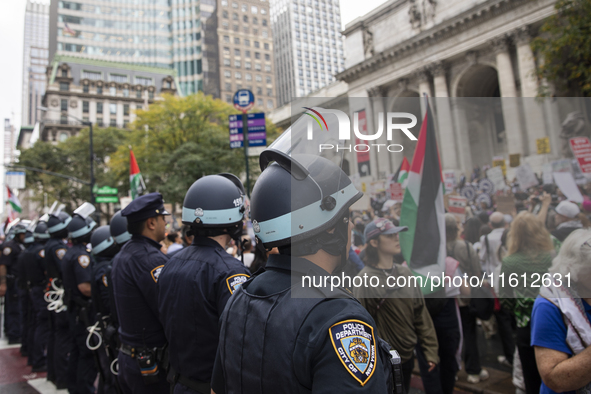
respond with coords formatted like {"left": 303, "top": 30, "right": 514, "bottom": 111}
{"left": 553, "top": 172, "right": 584, "bottom": 203}
{"left": 515, "top": 163, "right": 538, "bottom": 190}
{"left": 486, "top": 166, "right": 506, "bottom": 192}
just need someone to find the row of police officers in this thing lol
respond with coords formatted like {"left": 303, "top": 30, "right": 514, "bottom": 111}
{"left": 0, "top": 143, "right": 402, "bottom": 393}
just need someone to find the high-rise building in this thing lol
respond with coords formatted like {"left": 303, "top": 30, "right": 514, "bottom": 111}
{"left": 22, "top": 1, "right": 50, "bottom": 127}
{"left": 217, "top": 0, "right": 276, "bottom": 109}
{"left": 271, "top": 0, "right": 345, "bottom": 107}
{"left": 4, "top": 119, "right": 16, "bottom": 165}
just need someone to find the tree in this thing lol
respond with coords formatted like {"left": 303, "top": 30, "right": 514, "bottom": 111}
{"left": 108, "top": 93, "right": 281, "bottom": 206}
{"left": 532, "top": 0, "right": 591, "bottom": 96}
{"left": 19, "top": 127, "right": 126, "bottom": 213}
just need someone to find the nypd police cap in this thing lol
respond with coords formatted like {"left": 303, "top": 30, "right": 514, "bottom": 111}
{"left": 121, "top": 192, "right": 171, "bottom": 223}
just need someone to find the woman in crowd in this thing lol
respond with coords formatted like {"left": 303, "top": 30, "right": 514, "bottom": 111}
{"left": 531, "top": 229, "right": 591, "bottom": 394}
{"left": 500, "top": 211, "right": 555, "bottom": 394}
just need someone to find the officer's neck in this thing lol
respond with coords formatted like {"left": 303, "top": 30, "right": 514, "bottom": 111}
{"left": 209, "top": 234, "right": 231, "bottom": 249}
{"left": 300, "top": 249, "right": 339, "bottom": 274}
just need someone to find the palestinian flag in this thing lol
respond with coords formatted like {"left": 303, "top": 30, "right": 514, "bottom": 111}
{"left": 130, "top": 148, "right": 146, "bottom": 200}
{"left": 6, "top": 186, "right": 22, "bottom": 213}
{"left": 392, "top": 157, "right": 410, "bottom": 187}
{"left": 399, "top": 100, "right": 446, "bottom": 294}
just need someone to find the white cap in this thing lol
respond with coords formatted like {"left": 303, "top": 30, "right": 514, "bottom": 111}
{"left": 555, "top": 201, "right": 580, "bottom": 219}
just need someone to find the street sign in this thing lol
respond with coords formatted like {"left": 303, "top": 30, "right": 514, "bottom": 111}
{"left": 95, "top": 196, "right": 119, "bottom": 203}
{"left": 569, "top": 137, "right": 591, "bottom": 176}
{"left": 229, "top": 113, "right": 266, "bottom": 149}
{"left": 5, "top": 171, "right": 25, "bottom": 190}
{"left": 233, "top": 89, "right": 254, "bottom": 113}
{"left": 97, "top": 186, "right": 118, "bottom": 195}
{"left": 536, "top": 137, "right": 550, "bottom": 154}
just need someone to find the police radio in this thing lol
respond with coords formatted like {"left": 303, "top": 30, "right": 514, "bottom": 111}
{"left": 389, "top": 350, "right": 403, "bottom": 394}
{"left": 136, "top": 348, "right": 160, "bottom": 384}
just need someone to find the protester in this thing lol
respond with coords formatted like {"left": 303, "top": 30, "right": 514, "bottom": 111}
{"left": 241, "top": 236, "right": 255, "bottom": 268}
{"left": 499, "top": 211, "right": 555, "bottom": 394}
{"left": 531, "top": 229, "right": 591, "bottom": 394}
{"left": 355, "top": 218, "right": 438, "bottom": 394}
{"left": 166, "top": 232, "right": 183, "bottom": 254}
{"left": 551, "top": 201, "right": 584, "bottom": 242}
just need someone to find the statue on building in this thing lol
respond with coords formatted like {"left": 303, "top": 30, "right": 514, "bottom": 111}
{"left": 422, "top": 0, "right": 437, "bottom": 25}
{"left": 408, "top": 0, "right": 422, "bottom": 29}
{"left": 363, "top": 27, "right": 374, "bottom": 58}
{"left": 560, "top": 111, "right": 590, "bottom": 157}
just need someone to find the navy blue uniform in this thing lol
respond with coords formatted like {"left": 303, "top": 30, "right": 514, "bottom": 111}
{"left": 158, "top": 236, "right": 250, "bottom": 393}
{"left": 0, "top": 239, "right": 25, "bottom": 341}
{"left": 212, "top": 254, "right": 391, "bottom": 394}
{"left": 16, "top": 243, "right": 36, "bottom": 360}
{"left": 111, "top": 235, "right": 169, "bottom": 394}
{"left": 44, "top": 237, "right": 70, "bottom": 388}
{"left": 22, "top": 242, "right": 49, "bottom": 369}
{"left": 62, "top": 243, "right": 97, "bottom": 394}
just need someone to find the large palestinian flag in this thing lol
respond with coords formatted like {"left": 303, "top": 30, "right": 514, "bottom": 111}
{"left": 130, "top": 148, "right": 146, "bottom": 200}
{"left": 399, "top": 100, "right": 446, "bottom": 294}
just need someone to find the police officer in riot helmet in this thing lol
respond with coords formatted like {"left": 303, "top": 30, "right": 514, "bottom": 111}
{"left": 44, "top": 208, "right": 72, "bottom": 388}
{"left": 211, "top": 117, "right": 394, "bottom": 393}
{"left": 25, "top": 219, "right": 51, "bottom": 373}
{"left": 158, "top": 174, "right": 250, "bottom": 393}
{"left": 62, "top": 202, "right": 98, "bottom": 393}
{"left": 110, "top": 210, "right": 132, "bottom": 246}
{"left": 90, "top": 225, "right": 121, "bottom": 394}
{"left": 16, "top": 227, "right": 36, "bottom": 361}
{"left": 111, "top": 193, "right": 170, "bottom": 394}
{"left": 0, "top": 223, "right": 27, "bottom": 344}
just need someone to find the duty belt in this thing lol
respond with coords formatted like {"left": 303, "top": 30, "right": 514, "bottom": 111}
{"left": 119, "top": 343, "right": 166, "bottom": 360}
{"left": 168, "top": 365, "right": 210, "bottom": 394}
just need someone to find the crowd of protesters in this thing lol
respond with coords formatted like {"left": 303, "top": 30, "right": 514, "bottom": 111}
{"left": 342, "top": 175, "right": 591, "bottom": 394}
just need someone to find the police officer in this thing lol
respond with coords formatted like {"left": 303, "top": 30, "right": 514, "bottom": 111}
{"left": 90, "top": 225, "right": 120, "bottom": 394}
{"left": 158, "top": 174, "right": 250, "bottom": 393}
{"left": 45, "top": 209, "right": 72, "bottom": 389}
{"left": 16, "top": 228, "right": 36, "bottom": 361}
{"left": 111, "top": 193, "right": 170, "bottom": 394}
{"left": 211, "top": 148, "right": 393, "bottom": 392}
{"left": 24, "top": 220, "right": 51, "bottom": 372}
{"left": 110, "top": 210, "right": 132, "bottom": 246}
{"left": 62, "top": 202, "right": 98, "bottom": 393}
{"left": 0, "top": 223, "right": 27, "bottom": 344}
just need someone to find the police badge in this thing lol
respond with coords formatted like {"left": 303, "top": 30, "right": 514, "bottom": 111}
{"left": 78, "top": 255, "right": 90, "bottom": 268}
{"left": 150, "top": 265, "right": 164, "bottom": 283}
{"left": 194, "top": 208, "right": 204, "bottom": 217}
{"left": 56, "top": 248, "right": 67, "bottom": 260}
{"left": 226, "top": 274, "right": 250, "bottom": 294}
{"left": 252, "top": 220, "right": 260, "bottom": 233}
{"left": 3, "top": 247, "right": 11, "bottom": 256}
{"left": 329, "top": 319, "right": 377, "bottom": 386}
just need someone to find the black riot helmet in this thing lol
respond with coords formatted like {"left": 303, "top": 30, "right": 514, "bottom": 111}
{"left": 251, "top": 105, "right": 362, "bottom": 259}
{"left": 47, "top": 211, "right": 72, "bottom": 236}
{"left": 68, "top": 202, "right": 97, "bottom": 241}
{"left": 90, "top": 225, "right": 119, "bottom": 258}
{"left": 110, "top": 210, "right": 131, "bottom": 245}
{"left": 12, "top": 223, "right": 27, "bottom": 235}
{"left": 24, "top": 230, "right": 35, "bottom": 245}
{"left": 181, "top": 173, "right": 245, "bottom": 239}
{"left": 34, "top": 221, "right": 50, "bottom": 241}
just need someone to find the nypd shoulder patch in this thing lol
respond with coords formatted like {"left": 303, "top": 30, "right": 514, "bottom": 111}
{"left": 226, "top": 274, "right": 249, "bottom": 294}
{"left": 102, "top": 275, "right": 108, "bottom": 287}
{"left": 3, "top": 247, "right": 11, "bottom": 256}
{"left": 39, "top": 249, "right": 45, "bottom": 258}
{"left": 78, "top": 255, "right": 90, "bottom": 268}
{"left": 56, "top": 248, "right": 67, "bottom": 260}
{"left": 150, "top": 265, "right": 164, "bottom": 283}
{"left": 329, "top": 319, "right": 377, "bottom": 386}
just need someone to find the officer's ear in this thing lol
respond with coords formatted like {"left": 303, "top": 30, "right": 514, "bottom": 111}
{"left": 145, "top": 216, "right": 158, "bottom": 231}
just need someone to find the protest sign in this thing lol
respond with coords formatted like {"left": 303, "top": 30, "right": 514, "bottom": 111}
{"left": 486, "top": 166, "right": 506, "bottom": 192}
{"left": 553, "top": 172, "right": 584, "bottom": 203}
{"left": 515, "top": 163, "right": 538, "bottom": 190}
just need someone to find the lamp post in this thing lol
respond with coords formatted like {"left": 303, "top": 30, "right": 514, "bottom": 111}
{"left": 38, "top": 106, "right": 95, "bottom": 205}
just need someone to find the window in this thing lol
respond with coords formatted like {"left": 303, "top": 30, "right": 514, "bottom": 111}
{"left": 254, "top": 41, "right": 260, "bottom": 48}
{"left": 232, "top": 1, "right": 238, "bottom": 7}
{"left": 245, "top": 61, "right": 251, "bottom": 69}
{"left": 253, "top": 17, "right": 258, "bottom": 24}
{"left": 223, "top": 58, "right": 231, "bottom": 66}
{"left": 267, "top": 88, "right": 273, "bottom": 96}
{"left": 251, "top": 5, "right": 258, "bottom": 13}
{"left": 241, "top": 4, "right": 247, "bottom": 11}
{"left": 148, "top": 91, "right": 154, "bottom": 99}
{"left": 110, "top": 103, "right": 117, "bottom": 114}
{"left": 223, "top": 47, "right": 230, "bottom": 55}
{"left": 261, "top": 7, "right": 267, "bottom": 15}
{"left": 136, "top": 89, "right": 142, "bottom": 98}
{"left": 123, "top": 88, "right": 129, "bottom": 97}
{"left": 136, "top": 76, "right": 152, "bottom": 86}
{"left": 234, "top": 37, "right": 240, "bottom": 44}
{"left": 59, "top": 82, "right": 69, "bottom": 91}
{"left": 255, "top": 63, "right": 262, "bottom": 71}
{"left": 255, "top": 74, "right": 262, "bottom": 82}
{"left": 234, "top": 48, "right": 240, "bottom": 56}
{"left": 235, "top": 72, "right": 242, "bottom": 79}
{"left": 224, "top": 70, "right": 231, "bottom": 78}
{"left": 256, "top": 86, "right": 262, "bottom": 95}
{"left": 223, "top": 35, "right": 230, "bottom": 42}
{"left": 222, "top": 0, "right": 228, "bottom": 6}
{"left": 97, "top": 85, "right": 103, "bottom": 94}
{"left": 226, "top": 95, "right": 232, "bottom": 103}
{"left": 222, "top": 10, "right": 228, "bottom": 18}
{"left": 244, "top": 39, "right": 250, "bottom": 46}
{"left": 97, "top": 102, "right": 103, "bottom": 113}
{"left": 82, "top": 70, "right": 101, "bottom": 80}
{"left": 61, "top": 69, "right": 68, "bottom": 77}
{"left": 83, "top": 101, "right": 89, "bottom": 113}
{"left": 224, "top": 82, "right": 232, "bottom": 91}
{"left": 262, "top": 19, "right": 267, "bottom": 26}
{"left": 59, "top": 132, "right": 68, "bottom": 141}
{"left": 257, "top": 98, "right": 263, "bottom": 106}
{"left": 264, "top": 54, "right": 270, "bottom": 61}
{"left": 232, "top": 12, "right": 238, "bottom": 20}
{"left": 245, "top": 50, "right": 251, "bottom": 58}
{"left": 255, "top": 52, "right": 261, "bottom": 59}
{"left": 110, "top": 74, "right": 128, "bottom": 83}
{"left": 60, "top": 99, "right": 68, "bottom": 111}
{"left": 234, "top": 60, "right": 241, "bottom": 68}
{"left": 243, "top": 15, "right": 248, "bottom": 23}
{"left": 109, "top": 86, "right": 116, "bottom": 95}
{"left": 60, "top": 115, "right": 68, "bottom": 125}
{"left": 123, "top": 104, "right": 129, "bottom": 115}
{"left": 97, "top": 117, "right": 103, "bottom": 126}
{"left": 267, "top": 99, "right": 273, "bottom": 109}
{"left": 265, "top": 65, "right": 271, "bottom": 72}
{"left": 266, "top": 76, "right": 271, "bottom": 84}
{"left": 83, "top": 84, "right": 89, "bottom": 93}
{"left": 262, "top": 31, "right": 268, "bottom": 38}
{"left": 264, "top": 43, "right": 269, "bottom": 50}
{"left": 110, "top": 118, "right": 117, "bottom": 127}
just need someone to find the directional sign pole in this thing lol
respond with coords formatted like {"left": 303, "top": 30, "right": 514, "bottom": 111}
{"left": 242, "top": 112, "right": 250, "bottom": 198}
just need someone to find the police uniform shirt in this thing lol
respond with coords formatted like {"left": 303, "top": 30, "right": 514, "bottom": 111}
{"left": 111, "top": 235, "right": 168, "bottom": 348}
{"left": 44, "top": 238, "right": 69, "bottom": 279}
{"left": 16, "top": 243, "right": 37, "bottom": 289}
{"left": 92, "top": 256, "right": 113, "bottom": 316}
{"left": 26, "top": 243, "right": 47, "bottom": 287}
{"left": 211, "top": 254, "right": 390, "bottom": 394}
{"left": 62, "top": 244, "right": 93, "bottom": 300}
{"left": 0, "top": 239, "right": 25, "bottom": 275}
{"left": 158, "top": 236, "right": 250, "bottom": 382}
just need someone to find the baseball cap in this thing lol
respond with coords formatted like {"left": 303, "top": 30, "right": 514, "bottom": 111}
{"left": 555, "top": 201, "right": 580, "bottom": 219}
{"left": 364, "top": 217, "right": 408, "bottom": 241}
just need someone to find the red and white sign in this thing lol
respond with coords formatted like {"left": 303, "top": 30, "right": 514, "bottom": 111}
{"left": 570, "top": 137, "right": 591, "bottom": 176}
{"left": 448, "top": 195, "right": 467, "bottom": 218}
{"left": 388, "top": 183, "right": 404, "bottom": 201}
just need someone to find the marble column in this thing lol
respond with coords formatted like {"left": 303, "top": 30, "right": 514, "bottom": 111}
{"left": 416, "top": 67, "right": 432, "bottom": 116}
{"left": 367, "top": 86, "right": 390, "bottom": 180}
{"left": 491, "top": 35, "right": 526, "bottom": 156}
{"left": 431, "top": 61, "right": 460, "bottom": 170}
{"left": 515, "top": 26, "right": 548, "bottom": 164}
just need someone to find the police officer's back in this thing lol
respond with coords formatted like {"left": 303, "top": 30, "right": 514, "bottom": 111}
{"left": 158, "top": 174, "right": 250, "bottom": 393}
{"left": 111, "top": 193, "right": 170, "bottom": 394}
{"left": 211, "top": 148, "right": 393, "bottom": 393}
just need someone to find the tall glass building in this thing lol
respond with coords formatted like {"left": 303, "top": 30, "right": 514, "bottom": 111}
{"left": 48, "top": 0, "right": 204, "bottom": 95}
{"left": 22, "top": 0, "right": 50, "bottom": 126}
{"left": 271, "top": 0, "right": 345, "bottom": 107}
